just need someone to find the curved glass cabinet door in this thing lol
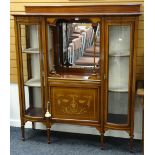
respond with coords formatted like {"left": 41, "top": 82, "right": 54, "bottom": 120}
{"left": 107, "top": 25, "right": 131, "bottom": 125}
{"left": 19, "top": 23, "right": 44, "bottom": 118}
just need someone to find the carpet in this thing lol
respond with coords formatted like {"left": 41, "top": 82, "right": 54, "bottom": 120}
{"left": 10, "top": 127, "right": 142, "bottom": 155}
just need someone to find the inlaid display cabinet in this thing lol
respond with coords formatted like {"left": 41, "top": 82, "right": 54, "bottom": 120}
{"left": 13, "top": 4, "right": 141, "bottom": 151}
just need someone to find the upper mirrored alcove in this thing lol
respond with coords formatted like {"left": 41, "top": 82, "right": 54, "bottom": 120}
{"left": 47, "top": 18, "right": 101, "bottom": 77}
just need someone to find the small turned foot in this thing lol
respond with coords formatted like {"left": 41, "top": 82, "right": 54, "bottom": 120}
{"left": 32, "top": 122, "right": 35, "bottom": 130}
{"left": 47, "top": 128, "right": 51, "bottom": 144}
{"left": 21, "top": 125, "right": 25, "bottom": 141}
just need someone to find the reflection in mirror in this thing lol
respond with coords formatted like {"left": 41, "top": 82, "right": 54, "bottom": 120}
{"left": 47, "top": 26, "right": 54, "bottom": 72}
{"left": 48, "top": 20, "right": 100, "bottom": 75}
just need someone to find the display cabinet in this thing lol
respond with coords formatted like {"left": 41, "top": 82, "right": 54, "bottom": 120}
{"left": 13, "top": 4, "right": 141, "bottom": 151}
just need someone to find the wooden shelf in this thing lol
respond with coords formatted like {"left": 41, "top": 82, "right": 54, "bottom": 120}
{"left": 24, "top": 78, "right": 41, "bottom": 87}
{"left": 109, "top": 87, "right": 128, "bottom": 92}
{"left": 22, "top": 48, "right": 39, "bottom": 54}
{"left": 25, "top": 107, "right": 43, "bottom": 118}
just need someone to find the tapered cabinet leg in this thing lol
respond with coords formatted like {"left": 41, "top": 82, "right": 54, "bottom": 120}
{"left": 47, "top": 128, "right": 51, "bottom": 144}
{"left": 21, "top": 124, "right": 25, "bottom": 141}
{"left": 130, "top": 134, "right": 134, "bottom": 153}
{"left": 100, "top": 133, "right": 104, "bottom": 150}
{"left": 46, "top": 117, "right": 51, "bottom": 144}
{"left": 100, "top": 132, "right": 105, "bottom": 150}
{"left": 32, "top": 122, "right": 35, "bottom": 130}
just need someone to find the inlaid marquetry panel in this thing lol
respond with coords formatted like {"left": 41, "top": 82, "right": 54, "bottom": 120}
{"left": 50, "top": 87, "right": 99, "bottom": 121}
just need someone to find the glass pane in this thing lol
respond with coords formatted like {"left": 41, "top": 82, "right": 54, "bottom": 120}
{"left": 47, "top": 19, "right": 100, "bottom": 78}
{"left": 107, "top": 25, "right": 130, "bottom": 124}
{"left": 20, "top": 24, "right": 42, "bottom": 116}
{"left": 108, "top": 92, "right": 128, "bottom": 124}
{"left": 109, "top": 57, "right": 129, "bottom": 91}
{"left": 109, "top": 26, "right": 130, "bottom": 56}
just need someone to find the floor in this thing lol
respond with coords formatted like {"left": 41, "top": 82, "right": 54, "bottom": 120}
{"left": 10, "top": 127, "right": 142, "bottom": 155}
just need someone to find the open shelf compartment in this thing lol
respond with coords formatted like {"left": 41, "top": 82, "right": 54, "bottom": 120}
{"left": 25, "top": 107, "right": 43, "bottom": 118}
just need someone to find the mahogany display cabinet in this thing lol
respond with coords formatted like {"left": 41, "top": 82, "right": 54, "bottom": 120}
{"left": 13, "top": 4, "right": 141, "bottom": 151}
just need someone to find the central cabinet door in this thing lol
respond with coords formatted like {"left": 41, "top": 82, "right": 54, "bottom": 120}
{"left": 49, "top": 82, "right": 100, "bottom": 122}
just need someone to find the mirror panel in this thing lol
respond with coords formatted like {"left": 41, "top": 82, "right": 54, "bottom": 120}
{"left": 47, "top": 19, "right": 100, "bottom": 77}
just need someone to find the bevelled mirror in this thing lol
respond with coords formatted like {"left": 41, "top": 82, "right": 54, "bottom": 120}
{"left": 47, "top": 18, "right": 101, "bottom": 78}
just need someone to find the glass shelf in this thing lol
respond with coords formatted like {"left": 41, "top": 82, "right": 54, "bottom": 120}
{"left": 24, "top": 78, "right": 41, "bottom": 87}
{"left": 22, "top": 48, "right": 39, "bottom": 54}
{"left": 109, "top": 87, "right": 128, "bottom": 92}
{"left": 109, "top": 50, "right": 130, "bottom": 57}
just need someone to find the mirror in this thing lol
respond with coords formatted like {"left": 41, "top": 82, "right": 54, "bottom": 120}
{"left": 48, "top": 19, "right": 100, "bottom": 74}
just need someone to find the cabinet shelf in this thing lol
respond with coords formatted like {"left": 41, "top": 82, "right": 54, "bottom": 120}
{"left": 22, "top": 48, "right": 39, "bottom": 54}
{"left": 24, "top": 78, "right": 41, "bottom": 87}
{"left": 109, "top": 87, "right": 128, "bottom": 92}
{"left": 109, "top": 51, "right": 130, "bottom": 57}
{"left": 109, "top": 54, "right": 130, "bottom": 57}
{"left": 25, "top": 107, "right": 43, "bottom": 118}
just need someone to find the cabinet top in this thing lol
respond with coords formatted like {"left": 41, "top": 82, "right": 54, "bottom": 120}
{"left": 12, "top": 4, "right": 142, "bottom": 16}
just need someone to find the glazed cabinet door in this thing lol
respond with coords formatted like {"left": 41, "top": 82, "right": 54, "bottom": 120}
{"left": 104, "top": 20, "right": 134, "bottom": 127}
{"left": 15, "top": 17, "right": 45, "bottom": 120}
